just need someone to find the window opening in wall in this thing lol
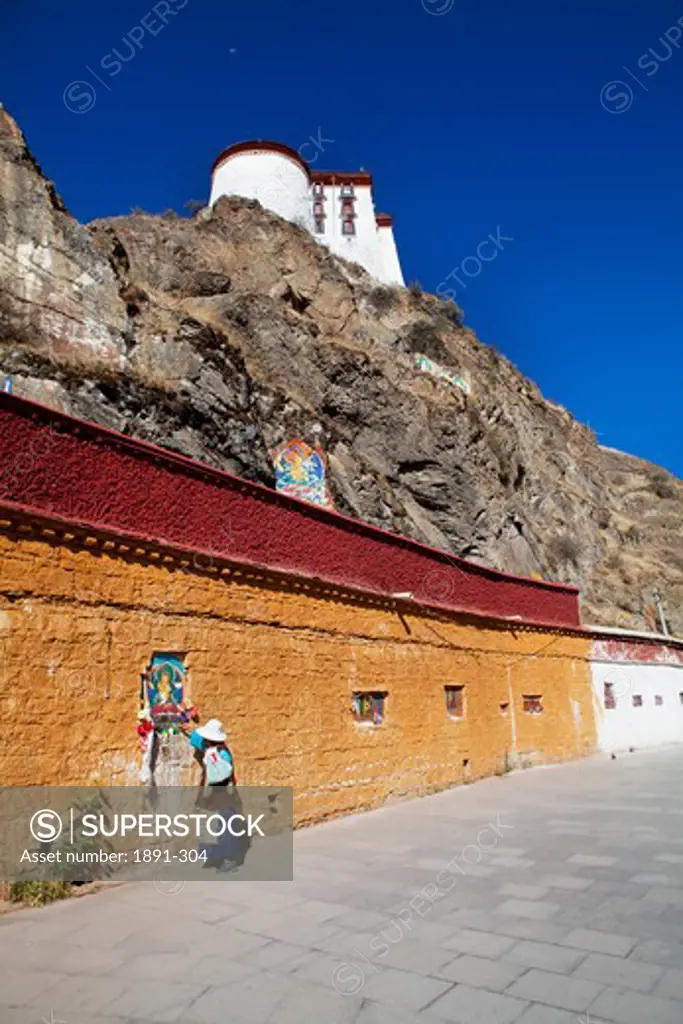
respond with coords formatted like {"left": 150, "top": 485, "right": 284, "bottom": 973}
{"left": 499, "top": 701, "right": 509, "bottom": 716}
{"left": 313, "top": 200, "right": 324, "bottom": 217}
{"left": 340, "top": 183, "right": 354, "bottom": 196}
{"left": 445, "top": 685, "right": 465, "bottom": 718}
{"left": 314, "top": 218, "right": 325, "bottom": 234}
{"left": 523, "top": 694, "right": 543, "bottom": 715}
{"left": 342, "top": 218, "right": 356, "bottom": 235}
{"left": 632, "top": 694, "right": 643, "bottom": 707}
{"left": 351, "top": 691, "right": 386, "bottom": 725}
{"left": 313, "top": 182, "right": 324, "bottom": 196}
{"left": 604, "top": 682, "right": 616, "bottom": 710}
{"left": 654, "top": 694, "right": 663, "bottom": 706}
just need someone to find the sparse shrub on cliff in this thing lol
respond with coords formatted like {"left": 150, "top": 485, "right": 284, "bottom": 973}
{"left": 404, "top": 318, "right": 447, "bottom": 362}
{"left": 623, "top": 524, "right": 642, "bottom": 546}
{"left": 549, "top": 533, "right": 581, "bottom": 566}
{"left": 440, "top": 298, "right": 465, "bottom": 327}
{"left": 368, "top": 286, "right": 399, "bottom": 314}
{"left": 603, "top": 550, "right": 624, "bottom": 571}
{"left": 408, "top": 280, "right": 423, "bottom": 299}
{"left": 596, "top": 507, "right": 611, "bottom": 530}
{"left": 650, "top": 469, "right": 677, "bottom": 500}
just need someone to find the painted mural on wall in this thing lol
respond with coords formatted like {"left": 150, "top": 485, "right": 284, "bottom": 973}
{"left": 271, "top": 439, "right": 335, "bottom": 510}
{"left": 138, "top": 653, "right": 198, "bottom": 785}
{"left": 145, "top": 653, "right": 187, "bottom": 726}
{"left": 414, "top": 354, "right": 470, "bottom": 395}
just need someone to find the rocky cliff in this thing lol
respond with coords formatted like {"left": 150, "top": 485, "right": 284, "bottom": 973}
{"left": 1, "top": 107, "right": 681, "bottom": 633}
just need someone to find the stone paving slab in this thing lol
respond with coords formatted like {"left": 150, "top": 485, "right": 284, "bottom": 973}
{"left": 1, "top": 747, "right": 683, "bottom": 1023}
{"left": 506, "top": 967, "right": 604, "bottom": 1012}
{"left": 561, "top": 927, "right": 637, "bottom": 956}
{"left": 503, "top": 937, "right": 587, "bottom": 973}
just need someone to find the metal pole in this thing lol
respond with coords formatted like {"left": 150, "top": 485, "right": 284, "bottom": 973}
{"left": 507, "top": 663, "right": 517, "bottom": 764}
{"left": 653, "top": 588, "right": 669, "bottom": 636}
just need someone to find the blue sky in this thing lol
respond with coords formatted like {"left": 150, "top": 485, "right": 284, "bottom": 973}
{"left": 3, "top": 0, "right": 682, "bottom": 476}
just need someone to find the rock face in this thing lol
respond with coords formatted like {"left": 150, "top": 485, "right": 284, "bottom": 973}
{"left": 1, "top": 108, "right": 681, "bottom": 634}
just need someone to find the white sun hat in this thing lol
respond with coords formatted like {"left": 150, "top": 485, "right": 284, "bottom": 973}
{"left": 196, "top": 719, "right": 226, "bottom": 742}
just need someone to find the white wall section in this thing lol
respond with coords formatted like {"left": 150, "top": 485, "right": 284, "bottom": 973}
{"left": 591, "top": 637, "right": 683, "bottom": 752}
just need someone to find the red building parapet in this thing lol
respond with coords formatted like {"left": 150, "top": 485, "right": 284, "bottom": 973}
{"left": 0, "top": 394, "right": 580, "bottom": 628}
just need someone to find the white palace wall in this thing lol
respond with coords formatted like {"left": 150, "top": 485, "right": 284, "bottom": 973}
{"left": 210, "top": 149, "right": 313, "bottom": 231}
{"left": 316, "top": 183, "right": 383, "bottom": 280}
{"left": 377, "top": 223, "right": 404, "bottom": 286}
{"left": 591, "top": 634, "right": 683, "bottom": 753}
{"left": 209, "top": 145, "right": 404, "bottom": 286}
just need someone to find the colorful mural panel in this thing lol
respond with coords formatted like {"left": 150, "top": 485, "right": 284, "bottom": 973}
{"left": 351, "top": 691, "right": 386, "bottom": 725}
{"left": 414, "top": 354, "right": 470, "bottom": 395}
{"left": 271, "top": 439, "right": 335, "bottom": 509}
{"left": 145, "top": 653, "right": 187, "bottom": 726}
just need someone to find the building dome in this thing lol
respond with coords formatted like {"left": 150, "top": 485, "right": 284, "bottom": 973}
{"left": 209, "top": 141, "right": 313, "bottom": 229}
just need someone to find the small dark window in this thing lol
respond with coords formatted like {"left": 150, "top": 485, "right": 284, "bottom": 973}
{"left": 342, "top": 199, "right": 355, "bottom": 215}
{"left": 313, "top": 201, "right": 324, "bottom": 216}
{"left": 342, "top": 219, "right": 355, "bottom": 236}
{"left": 523, "top": 694, "right": 543, "bottom": 715}
{"left": 340, "top": 183, "right": 354, "bottom": 196}
{"left": 445, "top": 685, "right": 465, "bottom": 718}
{"left": 499, "top": 701, "right": 509, "bottom": 716}
{"left": 312, "top": 183, "right": 324, "bottom": 196}
{"left": 655, "top": 694, "right": 663, "bottom": 706}
{"left": 604, "top": 682, "right": 616, "bottom": 710}
{"left": 314, "top": 218, "right": 325, "bottom": 234}
{"left": 352, "top": 691, "right": 386, "bottom": 725}
{"left": 632, "top": 694, "right": 643, "bottom": 708}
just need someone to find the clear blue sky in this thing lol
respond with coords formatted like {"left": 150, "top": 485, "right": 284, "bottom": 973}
{"left": 3, "top": 0, "right": 682, "bottom": 476}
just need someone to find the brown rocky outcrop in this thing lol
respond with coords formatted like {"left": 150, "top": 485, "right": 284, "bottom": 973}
{"left": 1, "top": 107, "right": 680, "bottom": 633}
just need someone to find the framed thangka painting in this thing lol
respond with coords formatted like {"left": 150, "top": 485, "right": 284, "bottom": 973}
{"left": 271, "top": 439, "right": 335, "bottom": 510}
{"left": 145, "top": 653, "right": 187, "bottom": 727}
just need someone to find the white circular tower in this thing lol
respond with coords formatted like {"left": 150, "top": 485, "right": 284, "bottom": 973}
{"left": 209, "top": 141, "right": 313, "bottom": 229}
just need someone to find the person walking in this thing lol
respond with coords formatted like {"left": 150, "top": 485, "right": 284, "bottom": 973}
{"left": 183, "top": 717, "right": 238, "bottom": 786}
{"left": 185, "top": 719, "right": 247, "bottom": 872}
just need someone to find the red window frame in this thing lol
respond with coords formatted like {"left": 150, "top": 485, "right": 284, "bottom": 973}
{"left": 523, "top": 694, "right": 543, "bottom": 715}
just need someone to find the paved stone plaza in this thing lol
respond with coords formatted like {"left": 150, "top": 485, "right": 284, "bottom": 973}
{"left": 2, "top": 747, "right": 683, "bottom": 1023}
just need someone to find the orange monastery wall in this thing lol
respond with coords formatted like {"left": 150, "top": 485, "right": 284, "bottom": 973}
{"left": 0, "top": 522, "right": 595, "bottom": 825}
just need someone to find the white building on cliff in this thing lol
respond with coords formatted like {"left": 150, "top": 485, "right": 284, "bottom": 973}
{"left": 209, "top": 141, "right": 404, "bottom": 287}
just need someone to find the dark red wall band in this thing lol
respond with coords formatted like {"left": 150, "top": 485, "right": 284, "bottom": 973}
{"left": 0, "top": 394, "right": 580, "bottom": 627}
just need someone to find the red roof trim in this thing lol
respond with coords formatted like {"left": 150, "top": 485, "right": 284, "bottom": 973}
{"left": 375, "top": 213, "right": 394, "bottom": 227}
{"left": 0, "top": 394, "right": 581, "bottom": 628}
{"left": 311, "top": 171, "right": 373, "bottom": 187}
{"left": 211, "top": 141, "right": 312, "bottom": 181}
